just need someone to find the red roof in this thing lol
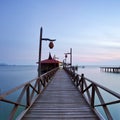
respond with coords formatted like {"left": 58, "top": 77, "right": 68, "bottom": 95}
{"left": 37, "top": 53, "right": 61, "bottom": 64}
{"left": 41, "top": 59, "right": 60, "bottom": 64}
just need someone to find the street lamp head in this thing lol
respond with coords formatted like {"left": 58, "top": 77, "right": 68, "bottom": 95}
{"left": 49, "top": 41, "right": 54, "bottom": 49}
{"left": 65, "top": 54, "right": 67, "bottom": 58}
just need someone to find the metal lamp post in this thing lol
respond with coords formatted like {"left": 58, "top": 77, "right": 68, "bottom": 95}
{"left": 63, "top": 59, "right": 66, "bottom": 68}
{"left": 38, "top": 27, "right": 56, "bottom": 77}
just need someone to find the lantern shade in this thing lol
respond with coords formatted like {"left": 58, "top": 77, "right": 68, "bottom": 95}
{"left": 49, "top": 42, "right": 54, "bottom": 49}
{"left": 65, "top": 54, "right": 67, "bottom": 58}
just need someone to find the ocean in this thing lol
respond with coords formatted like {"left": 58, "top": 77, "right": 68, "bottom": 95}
{"left": 0, "top": 65, "right": 38, "bottom": 120}
{"left": 0, "top": 65, "right": 38, "bottom": 93}
{"left": 0, "top": 65, "right": 120, "bottom": 119}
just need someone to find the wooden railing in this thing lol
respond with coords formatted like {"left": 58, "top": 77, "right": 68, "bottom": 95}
{"left": 64, "top": 67, "right": 120, "bottom": 120}
{"left": 0, "top": 67, "right": 58, "bottom": 120}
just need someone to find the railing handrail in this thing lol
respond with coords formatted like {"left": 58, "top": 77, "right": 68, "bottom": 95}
{"left": 81, "top": 75, "right": 120, "bottom": 99}
{"left": 0, "top": 67, "right": 59, "bottom": 120}
{"left": 0, "top": 78, "right": 37, "bottom": 99}
{"left": 68, "top": 69, "right": 120, "bottom": 100}
{"left": 64, "top": 67, "right": 120, "bottom": 120}
{"left": 0, "top": 67, "right": 58, "bottom": 98}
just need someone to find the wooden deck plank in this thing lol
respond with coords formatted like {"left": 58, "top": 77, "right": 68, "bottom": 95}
{"left": 21, "top": 69, "right": 100, "bottom": 120}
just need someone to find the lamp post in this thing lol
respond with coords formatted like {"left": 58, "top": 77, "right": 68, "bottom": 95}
{"left": 38, "top": 27, "right": 56, "bottom": 77}
{"left": 63, "top": 59, "right": 66, "bottom": 68}
{"left": 64, "top": 48, "right": 72, "bottom": 68}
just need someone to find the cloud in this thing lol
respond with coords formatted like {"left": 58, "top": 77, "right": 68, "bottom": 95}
{"left": 99, "top": 41, "right": 120, "bottom": 50}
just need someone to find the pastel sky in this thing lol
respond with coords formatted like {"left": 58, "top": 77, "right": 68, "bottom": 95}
{"left": 0, "top": 0, "right": 120, "bottom": 65}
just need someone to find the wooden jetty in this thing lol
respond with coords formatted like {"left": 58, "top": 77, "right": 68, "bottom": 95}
{"left": 20, "top": 69, "right": 99, "bottom": 120}
{"left": 1, "top": 67, "right": 120, "bottom": 120}
{"left": 100, "top": 67, "right": 120, "bottom": 73}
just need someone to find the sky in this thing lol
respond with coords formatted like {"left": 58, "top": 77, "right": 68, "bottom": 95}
{"left": 0, "top": 0, "right": 120, "bottom": 65}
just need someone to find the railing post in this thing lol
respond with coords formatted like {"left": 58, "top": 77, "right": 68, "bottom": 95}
{"left": 81, "top": 74, "right": 84, "bottom": 93}
{"left": 76, "top": 75, "right": 79, "bottom": 86}
{"left": 37, "top": 78, "right": 41, "bottom": 94}
{"left": 91, "top": 84, "right": 95, "bottom": 108}
{"left": 26, "top": 84, "right": 30, "bottom": 107}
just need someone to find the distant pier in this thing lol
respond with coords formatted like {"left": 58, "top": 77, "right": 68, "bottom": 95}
{"left": 100, "top": 67, "right": 120, "bottom": 73}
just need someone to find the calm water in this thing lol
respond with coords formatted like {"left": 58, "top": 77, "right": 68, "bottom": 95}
{"left": 0, "top": 65, "right": 37, "bottom": 93}
{"left": 0, "top": 65, "right": 37, "bottom": 120}
{"left": 0, "top": 65, "right": 120, "bottom": 119}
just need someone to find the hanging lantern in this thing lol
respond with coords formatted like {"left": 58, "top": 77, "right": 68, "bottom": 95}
{"left": 49, "top": 41, "right": 54, "bottom": 49}
{"left": 65, "top": 54, "right": 67, "bottom": 58}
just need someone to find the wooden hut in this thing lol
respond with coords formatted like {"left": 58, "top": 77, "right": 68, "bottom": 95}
{"left": 40, "top": 53, "right": 60, "bottom": 74}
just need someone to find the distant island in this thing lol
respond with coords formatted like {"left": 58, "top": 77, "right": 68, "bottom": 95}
{"left": 0, "top": 63, "right": 8, "bottom": 66}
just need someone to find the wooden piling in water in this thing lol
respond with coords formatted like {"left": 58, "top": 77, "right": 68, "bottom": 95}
{"left": 100, "top": 67, "right": 120, "bottom": 73}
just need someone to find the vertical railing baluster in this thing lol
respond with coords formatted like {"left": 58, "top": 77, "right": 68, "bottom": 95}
{"left": 76, "top": 75, "right": 79, "bottom": 86}
{"left": 81, "top": 74, "right": 84, "bottom": 93}
{"left": 91, "top": 84, "right": 95, "bottom": 108}
{"left": 26, "top": 84, "right": 30, "bottom": 107}
{"left": 38, "top": 78, "right": 41, "bottom": 93}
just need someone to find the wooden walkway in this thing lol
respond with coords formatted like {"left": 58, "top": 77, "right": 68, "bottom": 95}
{"left": 21, "top": 69, "right": 99, "bottom": 120}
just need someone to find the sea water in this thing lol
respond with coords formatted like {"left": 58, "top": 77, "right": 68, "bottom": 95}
{"left": 0, "top": 65, "right": 37, "bottom": 93}
{"left": 0, "top": 65, "right": 37, "bottom": 119}
{"left": 0, "top": 65, "right": 120, "bottom": 119}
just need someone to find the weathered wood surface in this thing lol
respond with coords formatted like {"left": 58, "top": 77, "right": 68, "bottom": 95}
{"left": 21, "top": 69, "right": 99, "bottom": 120}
